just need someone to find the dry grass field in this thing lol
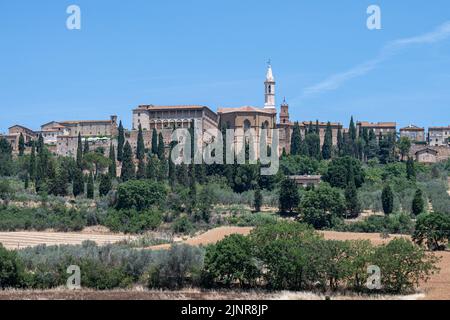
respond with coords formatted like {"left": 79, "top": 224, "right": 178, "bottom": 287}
{"left": 0, "top": 288, "right": 424, "bottom": 300}
{"left": 0, "top": 230, "right": 133, "bottom": 249}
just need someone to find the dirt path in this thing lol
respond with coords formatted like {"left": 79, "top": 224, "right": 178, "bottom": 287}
{"left": 0, "top": 231, "right": 134, "bottom": 250}
{"left": 150, "top": 227, "right": 253, "bottom": 250}
{"left": 148, "top": 227, "right": 410, "bottom": 249}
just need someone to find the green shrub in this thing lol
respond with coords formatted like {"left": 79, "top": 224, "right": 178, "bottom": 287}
{"left": 146, "top": 245, "right": 204, "bottom": 289}
{"left": 116, "top": 180, "right": 167, "bottom": 210}
{"left": 203, "top": 234, "right": 259, "bottom": 288}
{"left": 171, "top": 215, "right": 194, "bottom": 234}
{"left": 372, "top": 238, "right": 439, "bottom": 293}
{"left": 413, "top": 212, "right": 450, "bottom": 251}
{"left": 336, "top": 213, "right": 414, "bottom": 235}
{"left": 105, "top": 208, "right": 162, "bottom": 234}
{"left": 0, "top": 244, "right": 26, "bottom": 288}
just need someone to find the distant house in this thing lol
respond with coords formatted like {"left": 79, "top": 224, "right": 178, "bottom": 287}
{"left": 356, "top": 121, "right": 397, "bottom": 140}
{"left": 400, "top": 125, "right": 425, "bottom": 143}
{"left": 288, "top": 175, "right": 321, "bottom": 188}
{"left": 428, "top": 126, "right": 450, "bottom": 147}
{"left": 415, "top": 148, "right": 439, "bottom": 164}
{"left": 2, "top": 125, "right": 37, "bottom": 153}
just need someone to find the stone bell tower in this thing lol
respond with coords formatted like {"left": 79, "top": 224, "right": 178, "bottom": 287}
{"left": 264, "top": 62, "right": 276, "bottom": 110}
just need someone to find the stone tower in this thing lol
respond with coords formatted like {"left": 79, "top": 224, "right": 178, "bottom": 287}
{"left": 264, "top": 63, "right": 276, "bottom": 110}
{"left": 280, "top": 98, "right": 290, "bottom": 124}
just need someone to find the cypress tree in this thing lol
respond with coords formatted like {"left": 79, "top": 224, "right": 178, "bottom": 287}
{"left": 120, "top": 141, "right": 135, "bottom": 181}
{"left": 349, "top": 116, "right": 357, "bottom": 141}
{"left": 187, "top": 165, "right": 197, "bottom": 213}
{"left": 412, "top": 189, "right": 425, "bottom": 216}
{"left": 117, "top": 121, "right": 125, "bottom": 162}
{"left": 18, "top": 133, "right": 25, "bottom": 156}
{"left": 254, "top": 186, "right": 262, "bottom": 212}
{"left": 99, "top": 173, "right": 112, "bottom": 197}
{"left": 157, "top": 158, "right": 168, "bottom": 181}
{"left": 87, "top": 172, "right": 94, "bottom": 199}
{"left": 345, "top": 165, "right": 360, "bottom": 217}
{"left": 37, "top": 134, "right": 44, "bottom": 153}
{"left": 146, "top": 155, "right": 158, "bottom": 180}
{"left": 168, "top": 148, "right": 176, "bottom": 188}
{"left": 345, "top": 180, "right": 360, "bottom": 218}
{"left": 83, "top": 138, "right": 90, "bottom": 155}
{"left": 367, "top": 129, "right": 379, "bottom": 160}
{"left": 157, "top": 132, "right": 165, "bottom": 160}
{"left": 305, "top": 132, "right": 321, "bottom": 160}
{"left": 24, "top": 174, "right": 29, "bottom": 190}
{"left": 322, "top": 121, "right": 333, "bottom": 160}
{"left": 406, "top": 157, "right": 416, "bottom": 181}
{"left": 108, "top": 144, "right": 117, "bottom": 178}
{"left": 290, "top": 122, "right": 302, "bottom": 155}
{"left": 29, "top": 142, "right": 36, "bottom": 180}
{"left": 151, "top": 129, "right": 158, "bottom": 155}
{"left": 315, "top": 120, "right": 320, "bottom": 135}
{"left": 136, "top": 124, "right": 145, "bottom": 160}
{"left": 337, "top": 126, "right": 343, "bottom": 155}
{"left": 178, "top": 163, "right": 189, "bottom": 187}
{"left": 279, "top": 177, "right": 299, "bottom": 213}
{"left": 136, "top": 158, "right": 146, "bottom": 180}
{"left": 72, "top": 167, "right": 84, "bottom": 197}
{"left": 382, "top": 185, "right": 394, "bottom": 215}
{"left": 76, "top": 133, "right": 83, "bottom": 168}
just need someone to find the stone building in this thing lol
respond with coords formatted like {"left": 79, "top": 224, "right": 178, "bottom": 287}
{"left": 39, "top": 122, "right": 70, "bottom": 145}
{"left": 41, "top": 116, "right": 118, "bottom": 156}
{"left": 410, "top": 144, "right": 450, "bottom": 164}
{"left": 42, "top": 115, "right": 118, "bottom": 138}
{"left": 277, "top": 99, "right": 342, "bottom": 154}
{"left": 289, "top": 175, "right": 321, "bottom": 188}
{"left": 428, "top": 126, "right": 450, "bottom": 147}
{"left": 1, "top": 125, "right": 37, "bottom": 153}
{"left": 130, "top": 105, "right": 219, "bottom": 155}
{"left": 400, "top": 125, "right": 425, "bottom": 143}
{"left": 356, "top": 122, "right": 397, "bottom": 139}
{"left": 57, "top": 136, "right": 114, "bottom": 158}
{"left": 218, "top": 105, "right": 277, "bottom": 157}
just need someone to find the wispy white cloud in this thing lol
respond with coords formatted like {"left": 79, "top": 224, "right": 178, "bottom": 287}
{"left": 300, "top": 21, "right": 450, "bottom": 99}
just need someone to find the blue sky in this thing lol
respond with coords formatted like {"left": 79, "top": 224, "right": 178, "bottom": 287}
{"left": 1, "top": 0, "right": 450, "bottom": 132}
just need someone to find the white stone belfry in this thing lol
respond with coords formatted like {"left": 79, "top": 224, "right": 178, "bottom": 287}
{"left": 264, "top": 63, "right": 276, "bottom": 109}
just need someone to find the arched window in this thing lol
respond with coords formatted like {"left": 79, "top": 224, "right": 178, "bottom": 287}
{"left": 244, "top": 119, "right": 251, "bottom": 132}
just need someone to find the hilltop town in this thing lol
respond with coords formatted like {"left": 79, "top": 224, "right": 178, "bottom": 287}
{"left": 2, "top": 65, "right": 450, "bottom": 166}
{"left": 1, "top": 65, "right": 450, "bottom": 300}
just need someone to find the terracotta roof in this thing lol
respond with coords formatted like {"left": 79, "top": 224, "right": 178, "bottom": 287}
{"left": 400, "top": 125, "right": 424, "bottom": 131}
{"left": 415, "top": 148, "right": 438, "bottom": 155}
{"left": 429, "top": 126, "right": 450, "bottom": 130}
{"left": 217, "top": 106, "right": 277, "bottom": 114}
{"left": 278, "top": 121, "right": 342, "bottom": 127}
{"left": 357, "top": 121, "right": 396, "bottom": 128}
{"left": 59, "top": 120, "right": 112, "bottom": 125}
{"left": 8, "top": 125, "right": 36, "bottom": 133}
{"left": 136, "top": 105, "right": 208, "bottom": 111}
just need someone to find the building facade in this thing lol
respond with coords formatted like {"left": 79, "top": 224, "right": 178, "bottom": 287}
{"left": 428, "top": 126, "right": 450, "bottom": 146}
{"left": 1, "top": 125, "right": 37, "bottom": 153}
{"left": 356, "top": 122, "right": 397, "bottom": 139}
{"left": 400, "top": 125, "right": 425, "bottom": 143}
